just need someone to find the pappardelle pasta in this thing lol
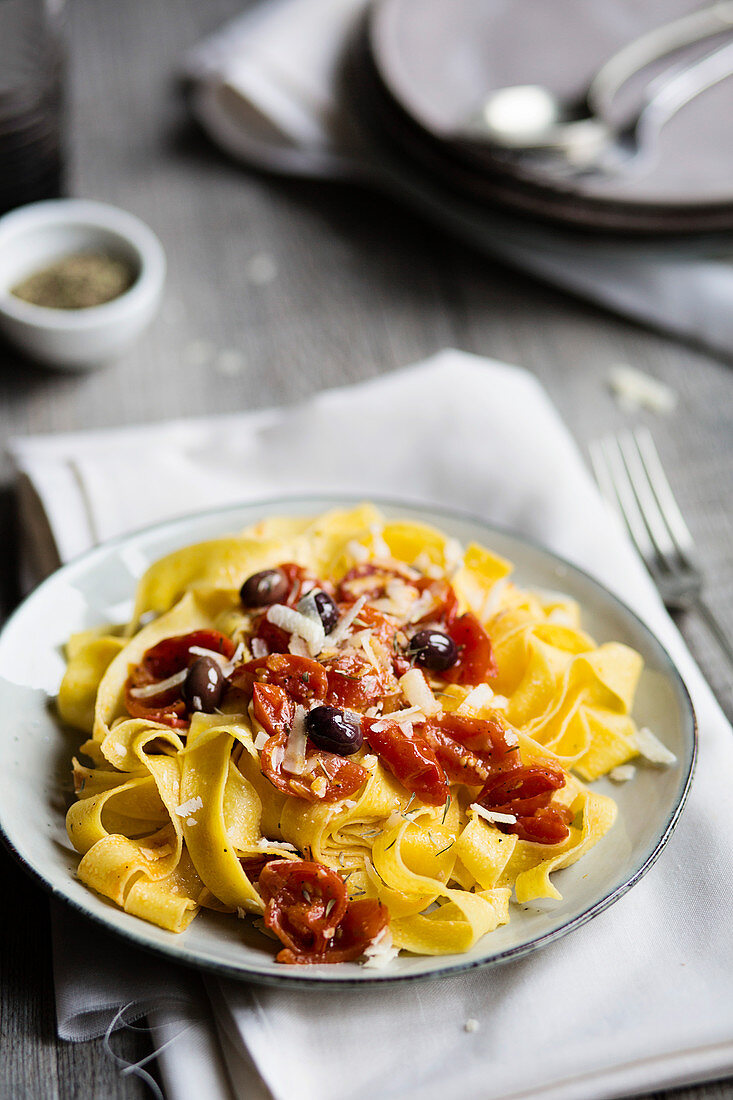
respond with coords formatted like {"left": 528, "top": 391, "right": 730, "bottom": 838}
{"left": 59, "top": 505, "right": 673, "bottom": 967}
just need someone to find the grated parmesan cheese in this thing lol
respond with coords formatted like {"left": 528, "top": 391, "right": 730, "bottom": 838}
{"left": 128, "top": 668, "right": 188, "bottom": 699}
{"left": 464, "top": 1018, "right": 480, "bottom": 1034}
{"left": 399, "top": 668, "right": 440, "bottom": 716}
{"left": 608, "top": 364, "right": 677, "bottom": 415}
{"left": 267, "top": 604, "right": 325, "bottom": 657}
{"left": 175, "top": 796, "right": 203, "bottom": 817}
{"left": 609, "top": 764, "right": 637, "bottom": 782}
{"left": 470, "top": 803, "right": 517, "bottom": 826}
{"left": 362, "top": 926, "right": 399, "bottom": 969}
{"left": 325, "top": 596, "right": 367, "bottom": 646}
{"left": 256, "top": 839, "right": 298, "bottom": 853}
{"left": 457, "top": 683, "right": 494, "bottom": 715}
{"left": 185, "top": 817, "right": 198, "bottom": 827}
{"left": 282, "top": 704, "right": 308, "bottom": 774}
{"left": 635, "top": 727, "right": 677, "bottom": 766}
{"left": 250, "top": 637, "right": 269, "bottom": 659}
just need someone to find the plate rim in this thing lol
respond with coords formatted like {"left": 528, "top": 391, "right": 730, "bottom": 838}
{"left": 0, "top": 492, "right": 698, "bottom": 988}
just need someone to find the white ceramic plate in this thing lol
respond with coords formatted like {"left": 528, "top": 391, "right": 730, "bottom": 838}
{"left": 0, "top": 497, "right": 696, "bottom": 987}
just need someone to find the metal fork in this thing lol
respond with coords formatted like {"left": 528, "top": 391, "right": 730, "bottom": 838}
{"left": 589, "top": 427, "right": 733, "bottom": 669}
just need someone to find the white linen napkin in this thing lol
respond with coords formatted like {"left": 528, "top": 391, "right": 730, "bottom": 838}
{"left": 10, "top": 350, "right": 733, "bottom": 1100}
{"left": 183, "top": 0, "right": 733, "bottom": 361}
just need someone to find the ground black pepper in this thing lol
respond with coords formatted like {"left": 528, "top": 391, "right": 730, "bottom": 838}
{"left": 11, "top": 252, "right": 135, "bottom": 309}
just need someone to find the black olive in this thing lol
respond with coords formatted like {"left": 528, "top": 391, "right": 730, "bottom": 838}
{"left": 407, "top": 629, "right": 458, "bottom": 672}
{"left": 240, "top": 568, "right": 288, "bottom": 608}
{"left": 183, "top": 657, "right": 224, "bottom": 713}
{"left": 305, "top": 705, "right": 363, "bottom": 756}
{"left": 313, "top": 590, "right": 339, "bottom": 632}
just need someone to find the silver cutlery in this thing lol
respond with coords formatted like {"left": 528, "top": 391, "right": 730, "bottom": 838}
{"left": 458, "top": 2, "right": 733, "bottom": 171}
{"left": 589, "top": 428, "right": 733, "bottom": 670}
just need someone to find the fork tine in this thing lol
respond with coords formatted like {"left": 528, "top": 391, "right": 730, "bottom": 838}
{"left": 589, "top": 437, "right": 656, "bottom": 563}
{"left": 633, "top": 427, "right": 696, "bottom": 558}
{"left": 617, "top": 430, "right": 678, "bottom": 561}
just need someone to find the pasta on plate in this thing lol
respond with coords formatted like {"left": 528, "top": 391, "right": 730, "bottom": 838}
{"left": 58, "top": 505, "right": 673, "bottom": 967}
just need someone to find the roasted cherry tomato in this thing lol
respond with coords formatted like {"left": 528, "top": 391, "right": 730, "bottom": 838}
{"left": 250, "top": 617, "right": 291, "bottom": 655}
{"left": 259, "top": 860, "right": 389, "bottom": 964}
{"left": 411, "top": 576, "right": 459, "bottom": 627}
{"left": 423, "top": 713, "right": 518, "bottom": 786}
{"left": 336, "top": 563, "right": 415, "bottom": 602}
{"left": 443, "top": 613, "right": 497, "bottom": 685}
{"left": 510, "top": 805, "right": 573, "bottom": 844}
{"left": 251, "top": 682, "right": 294, "bottom": 738}
{"left": 362, "top": 717, "right": 449, "bottom": 806}
{"left": 324, "top": 652, "right": 398, "bottom": 710}
{"left": 233, "top": 654, "right": 328, "bottom": 705}
{"left": 125, "top": 629, "right": 235, "bottom": 728}
{"left": 422, "top": 726, "right": 489, "bottom": 786}
{"left": 479, "top": 764, "right": 567, "bottom": 808}
{"left": 260, "top": 731, "right": 369, "bottom": 803}
{"left": 478, "top": 764, "right": 571, "bottom": 845}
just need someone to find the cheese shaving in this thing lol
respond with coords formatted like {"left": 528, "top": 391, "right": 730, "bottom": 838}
{"left": 635, "top": 727, "right": 677, "bottom": 766}
{"left": 457, "top": 683, "right": 494, "bottom": 715}
{"left": 609, "top": 764, "right": 637, "bottom": 782}
{"left": 267, "top": 604, "right": 325, "bottom": 657}
{"left": 128, "top": 668, "right": 187, "bottom": 699}
{"left": 253, "top": 730, "right": 268, "bottom": 751}
{"left": 399, "top": 668, "right": 440, "bottom": 716}
{"left": 325, "top": 596, "right": 367, "bottom": 645}
{"left": 608, "top": 364, "right": 677, "bottom": 415}
{"left": 282, "top": 704, "right": 308, "bottom": 774}
{"left": 362, "top": 925, "right": 398, "bottom": 969}
{"left": 175, "top": 796, "right": 203, "bottom": 817}
{"left": 250, "top": 637, "right": 269, "bottom": 659}
{"left": 470, "top": 803, "right": 517, "bottom": 826}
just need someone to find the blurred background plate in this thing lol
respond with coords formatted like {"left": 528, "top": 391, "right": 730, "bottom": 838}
{"left": 368, "top": 0, "right": 733, "bottom": 232}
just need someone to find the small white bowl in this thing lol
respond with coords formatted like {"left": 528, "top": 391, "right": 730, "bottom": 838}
{"left": 0, "top": 199, "right": 166, "bottom": 369}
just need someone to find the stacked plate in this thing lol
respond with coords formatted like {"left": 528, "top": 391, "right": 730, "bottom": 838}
{"left": 353, "top": 0, "right": 733, "bottom": 234}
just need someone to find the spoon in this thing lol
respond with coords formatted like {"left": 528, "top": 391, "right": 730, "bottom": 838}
{"left": 458, "top": 1, "right": 733, "bottom": 157}
{"left": 520, "top": 38, "right": 733, "bottom": 177}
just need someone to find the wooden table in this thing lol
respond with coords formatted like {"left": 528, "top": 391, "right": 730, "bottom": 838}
{"left": 1, "top": 1, "right": 732, "bottom": 1097}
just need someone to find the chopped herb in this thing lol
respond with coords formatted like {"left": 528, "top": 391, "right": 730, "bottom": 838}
{"left": 350, "top": 889, "right": 367, "bottom": 898}
{"left": 403, "top": 792, "right": 416, "bottom": 816}
{"left": 435, "top": 841, "right": 454, "bottom": 857}
{"left": 301, "top": 672, "right": 311, "bottom": 684}
{"left": 324, "top": 898, "right": 336, "bottom": 917}
{"left": 302, "top": 886, "right": 312, "bottom": 903}
{"left": 441, "top": 793, "right": 451, "bottom": 824}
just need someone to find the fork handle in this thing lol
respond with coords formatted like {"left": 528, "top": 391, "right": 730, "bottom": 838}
{"left": 693, "top": 596, "right": 733, "bottom": 671}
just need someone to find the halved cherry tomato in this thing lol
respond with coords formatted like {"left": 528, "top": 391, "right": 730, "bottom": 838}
{"left": 337, "top": 563, "right": 416, "bottom": 602}
{"left": 362, "top": 718, "right": 448, "bottom": 806}
{"left": 422, "top": 726, "right": 489, "bottom": 786}
{"left": 125, "top": 629, "right": 235, "bottom": 728}
{"left": 259, "top": 860, "right": 389, "bottom": 964}
{"left": 260, "top": 731, "right": 369, "bottom": 803}
{"left": 412, "top": 576, "right": 459, "bottom": 627}
{"left": 478, "top": 764, "right": 571, "bottom": 845}
{"left": 250, "top": 617, "right": 291, "bottom": 655}
{"left": 479, "top": 764, "right": 567, "bottom": 808}
{"left": 278, "top": 562, "right": 316, "bottom": 606}
{"left": 232, "top": 654, "right": 328, "bottom": 705}
{"left": 252, "top": 683, "right": 294, "bottom": 738}
{"left": 139, "top": 630, "right": 235, "bottom": 679}
{"left": 443, "top": 613, "right": 497, "bottom": 685}
{"left": 324, "top": 652, "right": 398, "bottom": 709}
{"left": 510, "top": 805, "right": 573, "bottom": 844}
{"left": 428, "top": 712, "right": 515, "bottom": 759}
